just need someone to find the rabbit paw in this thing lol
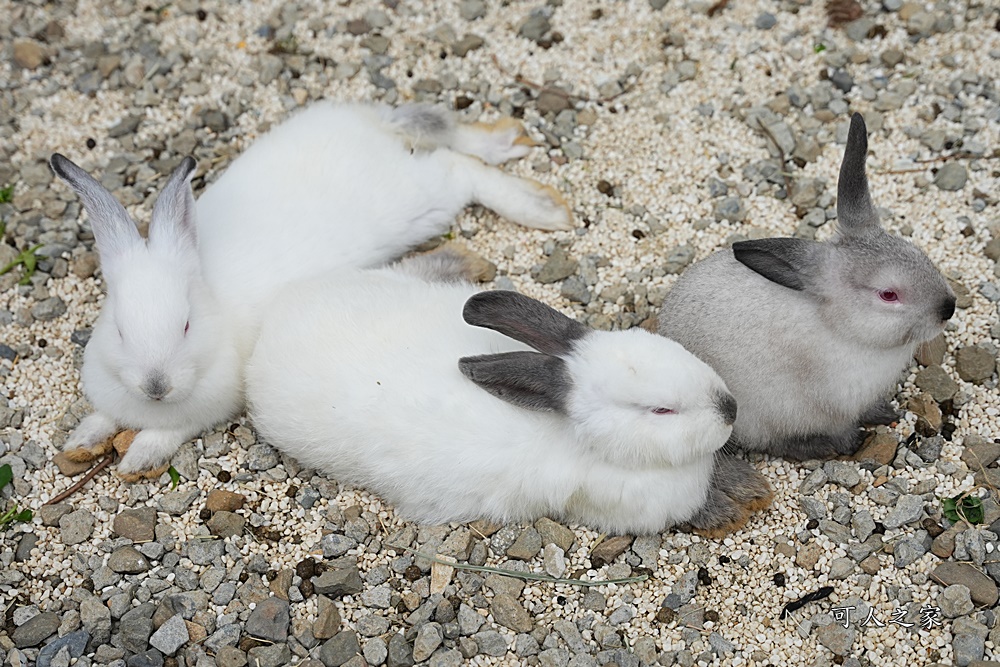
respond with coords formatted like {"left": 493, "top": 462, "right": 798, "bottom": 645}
{"left": 114, "top": 428, "right": 185, "bottom": 481}
{"left": 468, "top": 118, "right": 539, "bottom": 165}
{"left": 62, "top": 412, "right": 120, "bottom": 461}
{"left": 859, "top": 399, "right": 900, "bottom": 426}
{"left": 687, "top": 454, "right": 773, "bottom": 539}
{"left": 523, "top": 181, "right": 574, "bottom": 231}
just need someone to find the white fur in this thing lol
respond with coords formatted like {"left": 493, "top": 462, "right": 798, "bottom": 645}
{"left": 56, "top": 101, "right": 571, "bottom": 474}
{"left": 246, "top": 269, "right": 734, "bottom": 534}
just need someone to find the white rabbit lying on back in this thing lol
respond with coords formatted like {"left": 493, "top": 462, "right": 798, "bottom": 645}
{"left": 659, "top": 113, "right": 956, "bottom": 461}
{"left": 246, "top": 250, "right": 738, "bottom": 534}
{"left": 50, "top": 102, "right": 571, "bottom": 476}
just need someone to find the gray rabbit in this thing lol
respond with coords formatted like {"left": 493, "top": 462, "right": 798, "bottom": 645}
{"left": 660, "top": 113, "right": 955, "bottom": 462}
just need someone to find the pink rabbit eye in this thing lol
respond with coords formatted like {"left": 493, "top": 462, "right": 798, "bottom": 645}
{"left": 878, "top": 289, "right": 899, "bottom": 303}
{"left": 651, "top": 407, "right": 675, "bottom": 415}
{"left": 184, "top": 321, "right": 190, "bottom": 335}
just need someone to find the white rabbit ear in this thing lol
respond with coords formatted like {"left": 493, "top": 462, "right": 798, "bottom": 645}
{"left": 836, "top": 113, "right": 880, "bottom": 237}
{"left": 149, "top": 157, "right": 198, "bottom": 252}
{"left": 458, "top": 351, "right": 572, "bottom": 413}
{"left": 732, "top": 238, "right": 824, "bottom": 292}
{"left": 463, "top": 291, "right": 588, "bottom": 356}
{"left": 50, "top": 153, "right": 143, "bottom": 269}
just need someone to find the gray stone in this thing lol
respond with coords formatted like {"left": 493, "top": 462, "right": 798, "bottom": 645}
{"left": 663, "top": 245, "right": 696, "bottom": 274}
{"left": 109, "top": 545, "right": 150, "bottom": 573}
{"left": 819, "top": 520, "right": 852, "bottom": 544}
{"left": 519, "top": 14, "right": 551, "bottom": 43}
{"left": 205, "top": 623, "right": 242, "bottom": 651}
{"left": 363, "top": 637, "right": 388, "bottom": 665}
{"left": 533, "top": 247, "right": 578, "bottom": 284}
{"left": 798, "top": 497, "right": 828, "bottom": 520}
{"left": 824, "top": 460, "right": 860, "bottom": 488}
{"left": 507, "top": 527, "right": 543, "bottom": 560}
{"left": 931, "top": 562, "right": 999, "bottom": 607}
{"left": 13, "top": 612, "right": 59, "bottom": 648}
{"left": 452, "top": 34, "right": 484, "bottom": 57}
{"left": 356, "top": 612, "right": 390, "bottom": 637}
{"left": 708, "top": 631, "right": 736, "bottom": 655}
{"left": 953, "top": 633, "right": 985, "bottom": 667}
{"left": 429, "top": 648, "right": 463, "bottom": 667}
{"left": 360, "top": 584, "right": 392, "bottom": 608}
{"left": 535, "top": 517, "right": 575, "bottom": 551}
{"left": 560, "top": 276, "right": 591, "bottom": 304}
{"left": 459, "top": 0, "right": 487, "bottom": 21}
{"left": 248, "top": 644, "right": 292, "bottom": 667}
{"left": 883, "top": 495, "right": 925, "bottom": 529}
{"left": 321, "top": 533, "right": 358, "bottom": 558}
{"left": 157, "top": 488, "right": 200, "bottom": 515}
{"left": 113, "top": 507, "right": 157, "bottom": 542}
{"left": 458, "top": 604, "right": 485, "bottom": 636}
{"left": 412, "top": 623, "right": 443, "bottom": 662}
{"left": 59, "top": 509, "right": 95, "bottom": 545}
{"left": 539, "top": 648, "right": 570, "bottom": 667}
{"left": 246, "top": 597, "right": 290, "bottom": 642}
{"left": 915, "top": 365, "right": 959, "bottom": 402}
{"left": 830, "top": 557, "right": 855, "bottom": 579}
{"left": 956, "top": 345, "right": 996, "bottom": 384}
{"left": 187, "top": 539, "right": 225, "bottom": 565}
{"left": 119, "top": 615, "right": 154, "bottom": 653}
{"left": 35, "top": 630, "right": 90, "bottom": 667}
{"left": 321, "top": 630, "right": 360, "bottom": 667}
{"left": 473, "top": 630, "right": 508, "bottom": 656}
{"left": 387, "top": 632, "right": 415, "bottom": 667}
{"left": 830, "top": 69, "right": 855, "bottom": 93}
{"left": 714, "top": 197, "right": 746, "bottom": 222}
{"left": 940, "top": 584, "right": 975, "bottom": 618}
{"left": 126, "top": 649, "right": 164, "bottom": 667}
{"left": 491, "top": 594, "right": 533, "bottom": 633}
{"left": 207, "top": 510, "right": 245, "bottom": 538}
{"left": 247, "top": 443, "right": 280, "bottom": 470}
{"left": 754, "top": 12, "right": 776, "bottom": 29}
{"left": 149, "top": 614, "right": 188, "bottom": 656}
{"left": 313, "top": 567, "right": 364, "bottom": 597}
{"left": 80, "top": 596, "right": 112, "bottom": 644}
{"left": 893, "top": 536, "right": 927, "bottom": 567}
{"left": 815, "top": 623, "right": 855, "bottom": 655}
{"left": 799, "top": 468, "right": 827, "bottom": 494}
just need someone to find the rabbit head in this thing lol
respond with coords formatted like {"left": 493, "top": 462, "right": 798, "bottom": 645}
{"left": 458, "top": 291, "right": 736, "bottom": 468}
{"left": 730, "top": 113, "right": 955, "bottom": 351}
{"left": 51, "top": 154, "right": 225, "bottom": 407}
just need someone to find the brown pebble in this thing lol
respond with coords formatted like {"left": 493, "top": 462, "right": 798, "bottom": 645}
{"left": 205, "top": 489, "right": 246, "bottom": 513}
{"left": 589, "top": 535, "right": 633, "bottom": 568}
{"left": 52, "top": 451, "right": 95, "bottom": 477}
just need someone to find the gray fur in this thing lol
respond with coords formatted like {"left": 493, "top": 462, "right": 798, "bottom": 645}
{"left": 859, "top": 398, "right": 900, "bottom": 426}
{"left": 387, "top": 103, "right": 456, "bottom": 149}
{"left": 458, "top": 351, "right": 572, "bottom": 413}
{"left": 49, "top": 153, "right": 142, "bottom": 260}
{"left": 713, "top": 391, "right": 738, "bottom": 426}
{"left": 149, "top": 157, "right": 198, "bottom": 250}
{"left": 463, "top": 291, "right": 589, "bottom": 356}
{"left": 658, "top": 113, "right": 955, "bottom": 460}
{"left": 395, "top": 248, "right": 478, "bottom": 284}
{"left": 687, "top": 452, "right": 773, "bottom": 534}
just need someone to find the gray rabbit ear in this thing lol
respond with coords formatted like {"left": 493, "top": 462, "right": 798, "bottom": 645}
{"left": 50, "top": 153, "right": 143, "bottom": 268}
{"left": 463, "top": 291, "right": 589, "bottom": 356}
{"left": 836, "top": 113, "right": 880, "bottom": 236}
{"left": 459, "top": 351, "right": 572, "bottom": 413}
{"left": 732, "top": 238, "right": 823, "bottom": 292}
{"left": 149, "top": 157, "right": 198, "bottom": 251}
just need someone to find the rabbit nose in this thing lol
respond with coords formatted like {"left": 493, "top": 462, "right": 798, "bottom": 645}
{"left": 142, "top": 373, "right": 171, "bottom": 400}
{"left": 939, "top": 296, "right": 956, "bottom": 322}
{"left": 714, "top": 391, "right": 738, "bottom": 426}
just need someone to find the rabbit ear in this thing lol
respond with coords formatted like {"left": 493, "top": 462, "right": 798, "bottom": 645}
{"left": 149, "top": 157, "right": 198, "bottom": 252}
{"left": 732, "top": 238, "right": 823, "bottom": 292}
{"left": 50, "top": 154, "right": 143, "bottom": 268}
{"left": 458, "top": 351, "right": 572, "bottom": 413}
{"left": 836, "top": 113, "right": 880, "bottom": 236}
{"left": 462, "top": 291, "right": 588, "bottom": 356}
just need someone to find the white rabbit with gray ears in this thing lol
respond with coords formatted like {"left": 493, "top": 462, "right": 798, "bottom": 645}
{"left": 50, "top": 102, "right": 572, "bottom": 477}
{"left": 659, "top": 113, "right": 956, "bottom": 461}
{"left": 246, "top": 249, "right": 739, "bottom": 534}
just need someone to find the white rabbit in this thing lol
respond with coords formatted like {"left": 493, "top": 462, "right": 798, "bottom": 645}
{"left": 50, "top": 102, "right": 572, "bottom": 476}
{"left": 245, "top": 250, "right": 738, "bottom": 534}
{"left": 658, "top": 113, "right": 956, "bottom": 460}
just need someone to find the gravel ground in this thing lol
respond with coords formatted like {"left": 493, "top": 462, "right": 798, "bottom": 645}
{"left": 2, "top": 0, "right": 1000, "bottom": 666}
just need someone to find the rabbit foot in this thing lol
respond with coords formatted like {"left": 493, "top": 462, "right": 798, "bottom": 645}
{"left": 525, "top": 181, "right": 574, "bottom": 231}
{"left": 62, "top": 412, "right": 120, "bottom": 461}
{"left": 467, "top": 118, "right": 539, "bottom": 164}
{"left": 859, "top": 399, "right": 900, "bottom": 426}
{"left": 772, "top": 429, "right": 864, "bottom": 460}
{"left": 687, "top": 454, "right": 773, "bottom": 538}
{"left": 114, "top": 428, "right": 187, "bottom": 479}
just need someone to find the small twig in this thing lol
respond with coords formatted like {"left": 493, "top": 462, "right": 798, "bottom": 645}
{"left": 707, "top": 0, "right": 731, "bottom": 17}
{"left": 755, "top": 117, "right": 794, "bottom": 198}
{"left": 490, "top": 55, "right": 635, "bottom": 105}
{"left": 45, "top": 452, "right": 114, "bottom": 505}
{"left": 388, "top": 543, "right": 648, "bottom": 587}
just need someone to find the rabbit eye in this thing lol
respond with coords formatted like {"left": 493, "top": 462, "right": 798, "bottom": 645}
{"left": 184, "top": 320, "right": 190, "bottom": 335}
{"left": 651, "top": 407, "right": 676, "bottom": 415}
{"left": 878, "top": 289, "right": 899, "bottom": 303}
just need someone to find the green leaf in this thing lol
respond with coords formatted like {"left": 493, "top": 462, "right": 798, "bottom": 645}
{"left": 0, "top": 463, "right": 12, "bottom": 491}
{"left": 0, "top": 184, "right": 13, "bottom": 204}
{"left": 814, "top": 43, "right": 827, "bottom": 53}
{"left": 942, "top": 493, "right": 985, "bottom": 525}
{"left": 168, "top": 466, "right": 180, "bottom": 490}
{"left": 14, "top": 509, "right": 32, "bottom": 523}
